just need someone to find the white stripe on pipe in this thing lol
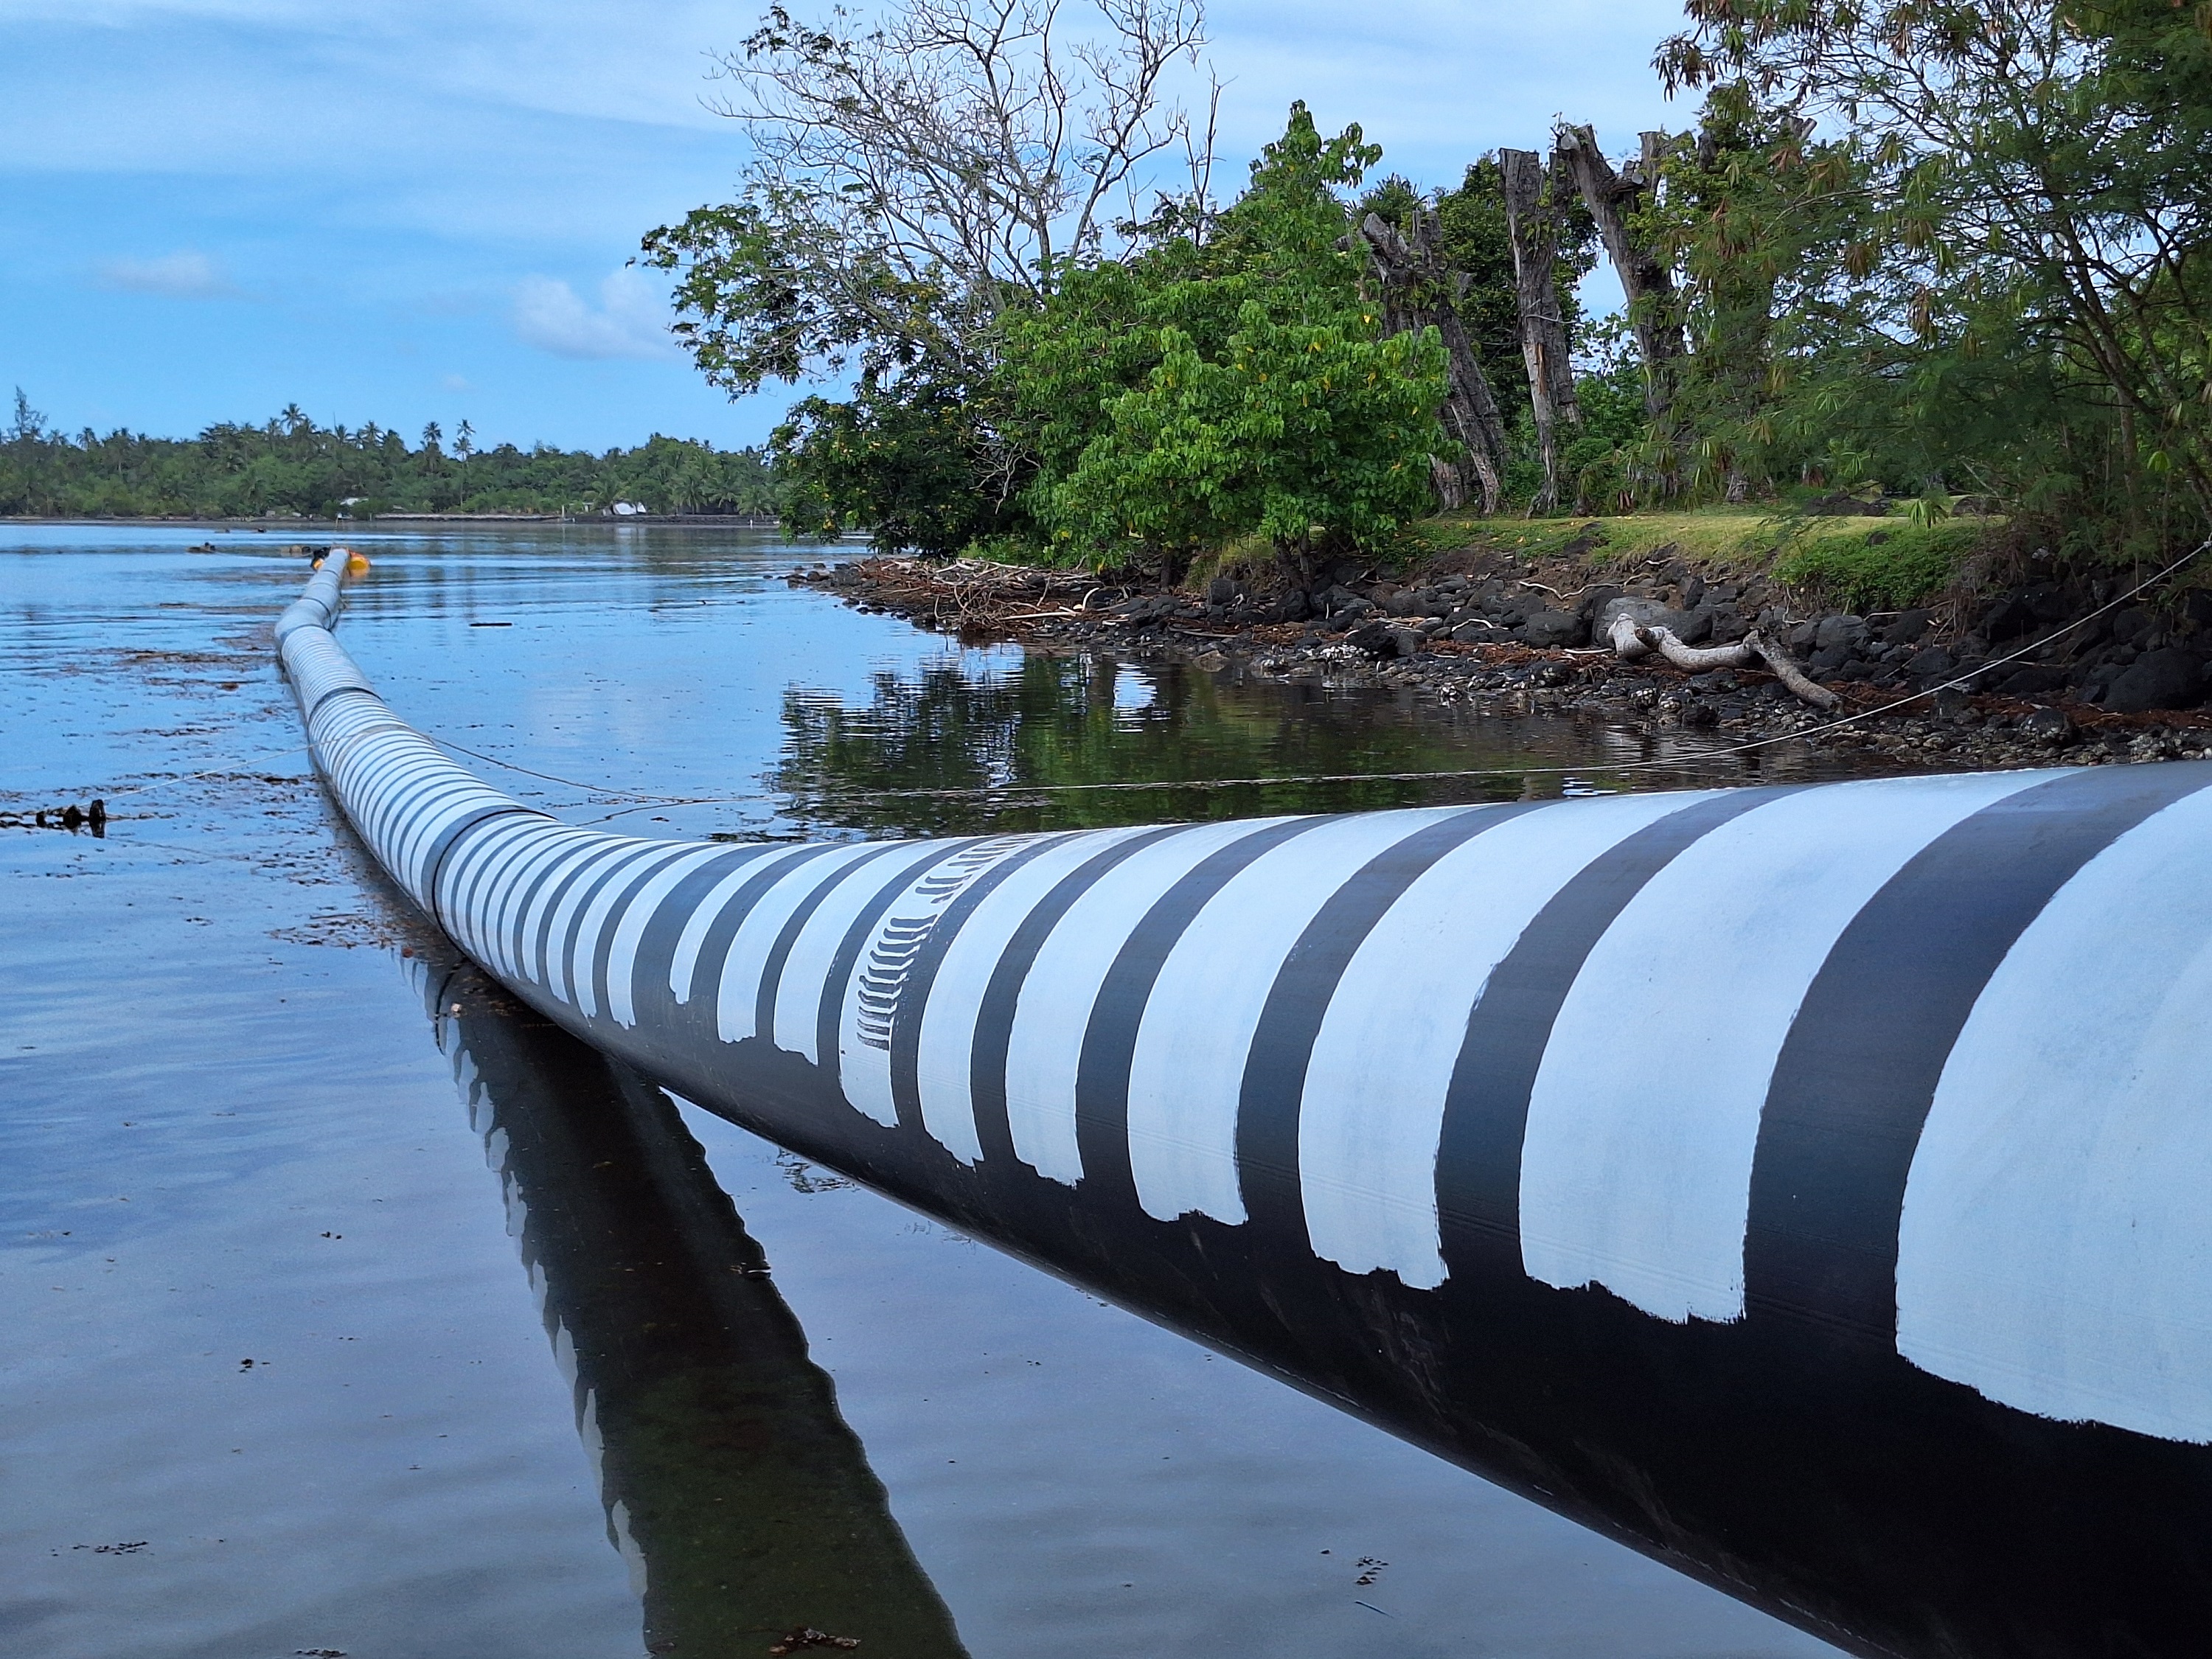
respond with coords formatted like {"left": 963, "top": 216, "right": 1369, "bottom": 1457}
{"left": 667, "top": 844, "right": 818, "bottom": 1006}
{"left": 914, "top": 826, "right": 1155, "bottom": 1166}
{"left": 533, "top": 841, "right": 650, "bottom": 994}
{"left": 604, "top": 845, "right": 732, "bottom": 1027}
{"left": 570, "top": 844, "right": 703, "bottom": 1018}
{"left": 1517, "top": 769, "right": 2059, "bottom": 1322}
{"left": 453, "top": 820, "right": 563, "bottom": 961}
{"left": 507, "top": 835, "right": 621, "bottom": 981}
{"left": 1898, "top": 779, "right": 2212, "bottom": 1442}
{"left": 396, "top": 785, "right": 514, "bottom": 900}
{"left": 439, "top": 814, "right": 547, "bottom": 953}
{"left": 366, "top": 760, "right": 479, "bottom": 888}
{"left": 343, "top": 744, "right": 436, "bottom": 852}
{"left": 490, "top": 833, "right": 594, "bottom": 979}
{"left": 714, "top": 842, "right": 886, "bottom": 1043}
{"left": 1005, "top": 819, "right": 1285, "bottom": 1186}
{"left": 837, "top": 837, "right": 1034, "bottom": 1130}
{"left": 489, "top": 831, "right": 599, "bottom": 978}
{"left": 1298, "top": 790, "right": 1722, "bottom": 1290}
{"left": 393, "top": 767, "right": 508, "bottom": 876}
{"left": 773, "top": 841, "right": 937, "bottom": 1065}
{"left": 1127, "top": 810, "right": 1453, "bottom": 1225}
{"left": 546, "top": 843, "right": 661, "bottom": 1003}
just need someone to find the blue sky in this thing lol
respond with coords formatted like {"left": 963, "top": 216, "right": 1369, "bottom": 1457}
{"left": 0, "top": 0, "right": 1690, "bottom": 453}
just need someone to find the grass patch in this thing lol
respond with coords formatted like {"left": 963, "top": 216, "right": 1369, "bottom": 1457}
{"left": 1770, "top": 521, "right": 1983, "bottom": 611}
{"left": 1416, "top": 506, "right": 1990, "bottom": 608}
{"left": 1408, "top": 507, "right": 1807, "bottom": 569}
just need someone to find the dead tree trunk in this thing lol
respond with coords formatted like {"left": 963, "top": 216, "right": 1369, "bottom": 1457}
{"left": 1357, "top": 208, "right": 1510, "bottom": 515}
{"left": 1499, "top": 148, "right": 1581, "bottom": 514}
{"left": 1554, "top": 125, "right": 1685, "bottom": 421}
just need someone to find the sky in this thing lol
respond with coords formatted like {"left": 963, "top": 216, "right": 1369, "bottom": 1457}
{"left": 0, "top": 0, "right": 1692, "bottom": 453}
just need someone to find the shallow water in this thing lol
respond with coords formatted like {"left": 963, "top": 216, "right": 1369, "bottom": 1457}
{"left": 1, "top": 524, "right": 1846, "bottom": 1658}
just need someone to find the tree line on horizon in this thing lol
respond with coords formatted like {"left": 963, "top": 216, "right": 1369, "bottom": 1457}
{"left": 640, "top": 0, "right": 2212, "bottom": 575}
{"left": 0, "top": 394, "right": 783, "bottom": 520}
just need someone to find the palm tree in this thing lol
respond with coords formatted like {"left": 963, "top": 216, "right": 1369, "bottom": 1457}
{"left": 455, "top": 420, "right": 476, "bottom": 509}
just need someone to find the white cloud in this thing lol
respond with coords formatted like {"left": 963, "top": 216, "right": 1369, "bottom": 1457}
{"left": 512, "top": 267, "right": 675, "bottom": 360}
{"left": 439, "top": 372, "right": 473, "bottom": 392}
{"left": 97, "top": 248, "right": 238, "bottom": 298}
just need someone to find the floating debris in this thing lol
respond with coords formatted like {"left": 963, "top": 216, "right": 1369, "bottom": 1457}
{"left": 3, "top": 800, "right": 107, "bottom": 835}
{"left": 768, "top": 1630, "right": 860, "bottom": 1655}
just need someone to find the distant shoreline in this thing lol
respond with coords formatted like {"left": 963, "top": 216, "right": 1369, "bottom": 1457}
{"left": 2, "top": 512, "right": 793, "bottom": 529}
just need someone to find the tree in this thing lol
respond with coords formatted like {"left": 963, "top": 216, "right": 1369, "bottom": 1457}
{"left": 1041, "top": 298, "right": 1444, "bottom": 571}
{"left": 456, "top": 418, "right": 477, "bottom": 502}
{"left": 775, "top": 365, "right": 1023, "bottom": 554}
{"left": 1499, "top": 148, "right": 1585, "bottom": 511}
{"left": 9, "top": 387, "right": 46, "bottom": 445}
{"left": 1354, "top": 205, "right": 1512, "bottom": 512}
{"left": 643, "top": 0, "right": 1221, "bottom": 554}
{"left": 1553, "top": 125, "right": 1685, "bottom": 421}
{"left": 1658, "top": 0, "right": 2212, "bottom": 547}
{"left": 640, "top": 0, "right": 1214, "bottom": 395}
{"left": 1403, "top": 159, "right": 1601, "bottom": 512}
{"left": 1021, "top": 105, "right": 1447, "bottom": 573}
{"left": 0, "top": 407, "right": 782, "bottom": 520}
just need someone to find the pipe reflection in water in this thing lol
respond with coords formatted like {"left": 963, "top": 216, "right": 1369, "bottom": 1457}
{"left": 405, "top": 945, "right": 970, "bottom": 1659}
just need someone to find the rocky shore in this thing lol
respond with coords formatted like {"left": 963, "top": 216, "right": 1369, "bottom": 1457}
{"left": 790, "top": 540, "right": 2212, "bottom": 773}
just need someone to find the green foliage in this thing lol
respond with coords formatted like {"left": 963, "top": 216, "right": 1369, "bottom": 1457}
{"left": 1557, "top": 317, "right": 1651, "bottom": 513}
{"left": 742, "top": 102, "right": 1450, "bottom": 564}
{"left": 1041, "top": 301, "right": 1445, "bottom": 567}
{"left": 773, "top": 365, "right": 1023, "bottom": 557}
{"left": 640, "top": 190, "right": 960, "bottom": 395}
{"left": 639, "top": 0, "right": 1214, "bottom": 552}
{"left": 0, "top": 398, "right": 781, "bottom": 519}
{"left": 1001, "top": 254, "right": 1203, "bottom": 499}
{"left": 1771, "top": 521, "right": 1980, "bottom": 612}
{"left": 644, "top": 3, "right": 2212, "bottom": 563}
{"left": 1010, "top": 104, "right": 1446, "bottom": 569}
{"left": 1656, "top": 0, "right": 2212, "bottom": 552}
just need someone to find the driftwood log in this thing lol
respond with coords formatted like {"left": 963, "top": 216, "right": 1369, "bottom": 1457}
{"left": 1743, "top": 631, "right": 1842, "bottom": 709}
{"left": 1498, "top": 149, "right": 1582, "bottom": 514}
{"left": 1553, "top": 126, "right": 1686, "bottom": 423}
{"left": 1607, "top": 611, "right": 1655, "bottom": 661}
{"left": 1646, "top": 627, "right": 1752, "bottom": 674}
{"left": 1357, "top": 209, "right": 1512, "bottom": 515}
{"left": 1610, "top": 619, "right": 1840, "bottom": 710}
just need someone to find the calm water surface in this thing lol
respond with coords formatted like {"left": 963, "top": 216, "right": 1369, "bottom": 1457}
{"left": 1, "top": 525, "right": 1849, "bottom": 1658}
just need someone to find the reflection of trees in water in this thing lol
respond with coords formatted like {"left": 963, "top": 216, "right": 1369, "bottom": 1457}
{"left": 773, "top": 652, "right": 1571, "bottom": 838}
{"left": 412, "top": 953, "right": 968, "bottom": 1659}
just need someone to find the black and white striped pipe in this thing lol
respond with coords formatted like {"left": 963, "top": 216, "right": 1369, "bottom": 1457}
{"left": 282, "top": 561, "right": 2212, "bottom": 1659}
